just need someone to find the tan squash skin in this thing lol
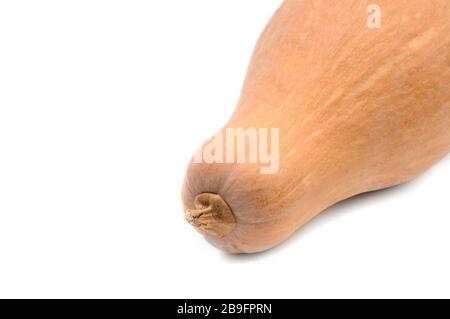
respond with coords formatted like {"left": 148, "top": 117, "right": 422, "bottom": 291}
{"left": 182, "top": 0, "right": 450, "bottom": 253}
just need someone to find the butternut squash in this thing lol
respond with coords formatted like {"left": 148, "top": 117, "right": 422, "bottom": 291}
{"left": 182, "top": 0, "right": 450, "bottom": 253}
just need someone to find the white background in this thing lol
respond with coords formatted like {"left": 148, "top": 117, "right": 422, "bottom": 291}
{"left": 0, "top": 0, "right": 449, "bottom": 299}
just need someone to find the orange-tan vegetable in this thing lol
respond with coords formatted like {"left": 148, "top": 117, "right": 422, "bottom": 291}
{"left": 182, "top": 0, "right": 450, "bottom": 253}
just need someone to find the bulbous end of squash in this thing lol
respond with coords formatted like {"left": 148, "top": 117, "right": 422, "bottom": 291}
{"left": 184, "top": 193, "right": 236, "bottom": 238}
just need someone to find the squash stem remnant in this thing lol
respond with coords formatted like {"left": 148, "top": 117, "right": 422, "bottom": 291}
{"left": 185, "top": 193, "right": 236, "bottom": 238}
